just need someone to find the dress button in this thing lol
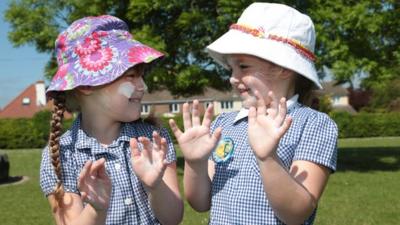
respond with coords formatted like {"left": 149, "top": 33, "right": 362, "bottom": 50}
{"left": 115, "top": 163, "right": 121, "bottom": 171}
{"left": 124, "top": 198, "right": 132, "bottom": 205}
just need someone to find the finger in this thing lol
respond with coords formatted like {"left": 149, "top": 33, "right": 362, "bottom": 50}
{"left": 130, "top": 138, "right": 141, "bottom": 159}
{"left": 276, "top": 97, "right": 287, "bottom": 126}
{"left": 182, "top": 102, "right": 192, "bottom": 131}
{"left": 278, "top": 116, "right": 292, "bottom": 137}
{"left": 90, "top": 158, "right": 106, "bottom": 177}
{"left": 212, "top": 127, "right": 222, "bottom": 144}
{"left": 268, "top": 91, "right": 278, "bottom": 118}
{"left": 139, "top": 137, "right": 152, "bottom": 159}
{"left": 202, "top": 103, "right": 214, "bottom": 128}
{"left": 159, "top": 137, "right": 168, "bottom": 157}
{"left": 152, "top": 131, "right": 162, "bottom": 151}
{"left": 192, "top": 100, "right": 201, "bottom": 126}
{"left": 78, "top": 160, "right": 92, "bottom": 188}
{"left": 97, "top": 162, "right": 109, "bottom": 180}
{"left": 254, "top": 90, "right": 267, "bottom": 116}
{"left": 169, "top": 119, "right": 183, "bottom": 139}
{"left": 248, "top": 106, "right": 257, "bottom": 125}
{"left": 80, "top": 192, "right": 88, "bottom": 202}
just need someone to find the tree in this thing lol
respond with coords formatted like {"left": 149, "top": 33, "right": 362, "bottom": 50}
{"left": 4, "top": 0, "right": 400, "bottom": 105}
{"left": 307, "top": 0, "right": 400, "bottom": 109}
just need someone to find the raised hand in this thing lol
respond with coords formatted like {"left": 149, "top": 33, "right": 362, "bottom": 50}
{"left": 248, "top": 91, "right": 292, "bottom": 161}
{"left": 78, "top": 158, "right": 112, "bottom": 212}
{"left": 130, "top": 131, "right": 168, "bottom": 189}
{"left": 169, "top": 100, "right": 222, "bottom": 164}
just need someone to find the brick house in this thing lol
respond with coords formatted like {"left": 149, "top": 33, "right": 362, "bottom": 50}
{"left": 317, "top": 81, "right": 357, "bottom": 114}
{"left": 141, "top": 87, "right": 242, "bottom": 117}
{"left": 0, "top": 81, "right": 242, "bottom": 119}
{"left": 0, "top": 81, "right": 72, "bottom": 119}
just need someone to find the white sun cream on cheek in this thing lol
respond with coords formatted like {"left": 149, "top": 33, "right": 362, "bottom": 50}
{"left": 118, "top": 82, "right": 136, "bottom": 98}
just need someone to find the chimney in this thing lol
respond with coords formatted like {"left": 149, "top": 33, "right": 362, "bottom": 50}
{"left": 35, "top": 81, "right": 46, "bottom": 106}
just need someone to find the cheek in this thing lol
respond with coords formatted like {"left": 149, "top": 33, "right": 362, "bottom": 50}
{"left": 118, "top": 82, "right": 136, "bottom": 98}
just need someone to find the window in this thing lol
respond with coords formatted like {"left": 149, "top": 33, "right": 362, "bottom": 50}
{"left": 169, "top": 103, "right": 180, "bottom": 113}
{"left": 141, "top": 104, "right": 150, "bottom": 114}
{"left": 220, "top": 101, "right": 233, "bottom": 109}
{"left": 204, "top": 101, "right": 212, "bottom": 109}
{"left": 22, "top": 97, "right": 31, "bottom": 105}
{"left": 333, "top": 96, "right": 340, "bottom": 105}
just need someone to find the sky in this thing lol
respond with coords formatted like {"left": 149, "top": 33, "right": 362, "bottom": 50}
{"left": 0, "top": 1, "right": 50, "bottom": 109}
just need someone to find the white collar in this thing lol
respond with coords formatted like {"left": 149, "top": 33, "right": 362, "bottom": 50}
{"left": 233, "top": 94, "right": 299, "bottom": 123}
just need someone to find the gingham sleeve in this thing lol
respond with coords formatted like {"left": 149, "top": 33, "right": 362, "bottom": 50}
{"left": 159, "top": 127, "right": 176, "bottom": 164}
{"left": 293, "top": 112, "right": 338, "bottom": 172}
{"left": 39, "top": 145, "right": 79, "bottom": 196}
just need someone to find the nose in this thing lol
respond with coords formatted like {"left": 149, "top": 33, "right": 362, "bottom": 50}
{"left": 229, "top": 76, "right": 239, "bottom": 86}
{"left": 229, "top": 71, "right": 242, "bottom": 86}
{"left": 135, "top": 76, "right": 147, "bottom": 92}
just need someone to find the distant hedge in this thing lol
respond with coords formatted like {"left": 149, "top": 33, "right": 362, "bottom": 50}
{"left": 330, "top": 111, "right": 400, "bottom": 138}
{"left": 0, "top": 110, "right": 73, "bottom": 149}
{"left": 1, "top": 111, "right": 399, "bottom": 149}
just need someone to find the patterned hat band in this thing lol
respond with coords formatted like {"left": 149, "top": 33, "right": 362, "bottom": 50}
{"left": 229, "top": 23, "right": 316, "bottom": 62}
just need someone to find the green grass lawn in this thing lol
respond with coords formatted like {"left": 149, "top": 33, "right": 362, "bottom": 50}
{"left": 1, "top": 136, "right": 399, "bottom": 225}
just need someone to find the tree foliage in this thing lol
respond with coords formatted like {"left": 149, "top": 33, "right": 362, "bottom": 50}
{"left": 4, "top": 0, "right": 400, "bottom": 107}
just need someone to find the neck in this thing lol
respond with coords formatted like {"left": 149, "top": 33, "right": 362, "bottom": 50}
{"left": 80, "top": 112, "right": 121, "bottom": 145}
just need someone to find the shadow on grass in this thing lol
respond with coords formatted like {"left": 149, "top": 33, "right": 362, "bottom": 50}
{"left": 337, "top": 146, "right": 400, "bottom": 172}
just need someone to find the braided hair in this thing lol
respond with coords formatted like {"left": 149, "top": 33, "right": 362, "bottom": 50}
{"left": 48, "top": 93, "right": 66, "bottom": 206}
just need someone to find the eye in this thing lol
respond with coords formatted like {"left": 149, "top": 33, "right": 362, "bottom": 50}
{"left": 239, "top": 63, "right": 250, "bottom": 69}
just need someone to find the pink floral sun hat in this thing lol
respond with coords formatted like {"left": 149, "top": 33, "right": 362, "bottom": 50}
{"left": 47, "top": 15, "right": 163, "bottom": 95}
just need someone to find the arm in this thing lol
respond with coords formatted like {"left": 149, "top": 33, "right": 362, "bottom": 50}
{"left": 248, "top": 91, "right": 333, "bottom": 225}
{"left": 130, "top": 132, "right": 183, "bottom": 225}
{"left": 48, "top": 159, "right": 111, "bottom": 225}
{"left": 148, "top": 163, "right": 183, "bottom": 225}
{"left": 169, "top": 100, "right": 221, "bottom": 212}
{"left": 257, "top": 157, "right": 330, "bottom": 225}
{"left": 182, "top": 159, "right": 215, "bottom": 212}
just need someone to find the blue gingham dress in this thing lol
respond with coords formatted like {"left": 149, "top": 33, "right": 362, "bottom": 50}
{"left": 209, "top": 101, "right": 338, "bottom": 225}
{"left": 40, "top": 117, "right": 176, "bottom": 224}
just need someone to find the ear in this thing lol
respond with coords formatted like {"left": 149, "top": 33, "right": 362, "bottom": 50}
{"left": 76, "top": 86, "right": 94, "bottom": 95}
{"left": 280, "top": 68, "right": 295, "bottom": 80}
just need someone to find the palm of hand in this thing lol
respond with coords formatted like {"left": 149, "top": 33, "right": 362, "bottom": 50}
{"left": 131, "top": 146, "right": 165, "bottom": 189}
{"left": 177, "top": 125, "right": 217, "bottom": 162}
{"left": 130, "top": 134, "right": 168, "bottom": 189}
{"left": 78, "top": 159, "right": 111, "bottom": 211}
{"left": 248, "top": 114, "right": 283, "bottom": 160}
{"left": 169, "top": 100, "right": 222, "bottom": 164}
{"left": 248, "top": 91, "right": 292, "bottom": 161}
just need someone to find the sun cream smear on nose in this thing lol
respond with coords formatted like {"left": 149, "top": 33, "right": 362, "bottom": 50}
{"left": 118, "top": 82, "right": 136, "bottom": 98}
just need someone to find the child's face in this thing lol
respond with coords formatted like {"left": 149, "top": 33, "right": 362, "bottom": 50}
{"left": 86, "top": 65, "right": 147, "bottom": 122}
{"left": 226, "top": 54, "right": 293, "bottom": 109}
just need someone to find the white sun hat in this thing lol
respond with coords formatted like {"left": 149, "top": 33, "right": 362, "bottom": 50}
{"left": 206, "top": 2, "right": 322, "bottom": 89}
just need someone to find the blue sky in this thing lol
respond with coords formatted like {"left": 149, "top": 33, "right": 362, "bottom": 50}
{"left": 0, "top": 1, "right": 50, "bottom": 109}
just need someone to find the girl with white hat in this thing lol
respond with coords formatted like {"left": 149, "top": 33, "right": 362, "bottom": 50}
{"left": 169, "top": 3, "right": 337, "bottom": 224}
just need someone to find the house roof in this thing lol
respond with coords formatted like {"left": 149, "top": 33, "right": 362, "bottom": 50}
{"left": 0, "top": 81, "right": 72, "bottom": 119}
{"left": 320, "top": 81, "right": 348, "bottom": 96}
{"left": 0, "top": 81, "right": 48, "bottom": 118}
{"left": 142, "top": 87, "right": 240, "bottom": 104}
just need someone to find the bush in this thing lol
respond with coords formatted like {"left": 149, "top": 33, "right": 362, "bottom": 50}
{"left": 0, "top": 111, "right": 74, "bottom": 149}
{"left": 330, "top": 111, "right": 400, "bottom": 138}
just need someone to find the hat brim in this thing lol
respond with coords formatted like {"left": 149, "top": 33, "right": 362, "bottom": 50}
{"left": 206, "top": 29, "right": 322, "bottom": 89}
{"left": 46, "top": 41, "right": 164, "bottom": 96}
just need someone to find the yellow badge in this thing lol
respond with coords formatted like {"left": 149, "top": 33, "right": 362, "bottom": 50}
{"left": 213, "top": 137, "right": 235, "bottom": 163}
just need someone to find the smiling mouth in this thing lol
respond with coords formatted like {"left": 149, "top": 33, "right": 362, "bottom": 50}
{"left": 238, "top": 88, "right": 251, "bottom": 94}
{"left": 128, "top": 97, "right": 142, "bottom": 102}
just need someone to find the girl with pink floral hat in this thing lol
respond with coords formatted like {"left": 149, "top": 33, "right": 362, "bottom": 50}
{"left": 169, "top": 3, "right": 337, "bottom": 225}
{"left": 40, "top": 15, "right": 183, "bottom": 225}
